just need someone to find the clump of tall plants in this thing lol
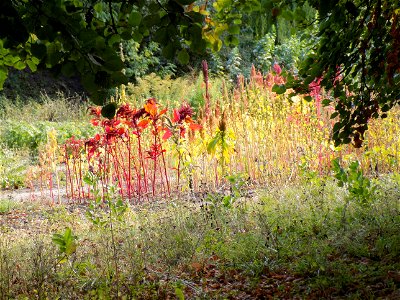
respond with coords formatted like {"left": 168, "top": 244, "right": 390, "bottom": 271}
{"left": 27, "top": 62, "right": 400, "bottom": 202}
{"left": 63, "top": 99, "right": 201, "bottom": 203}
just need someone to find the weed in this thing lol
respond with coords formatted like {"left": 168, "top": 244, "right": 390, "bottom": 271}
{"left": 0, "top": 198, "right": 17, "bottom": 214}
{"left": 0, "top": 177, "right": 399, "bottom": 298}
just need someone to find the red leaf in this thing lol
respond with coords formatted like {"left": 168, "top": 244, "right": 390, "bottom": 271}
{"left": 162, "top": 128, "right": 173, "bottom": 140}
{"left": 137, "top": 119, "right": 150, "bottom": 129}
{"left": 173, "top": 109, "right": 180, "bottom": 123}
{"left": 117, "top": 127, "right": 126, "bottom": 136}
{"left": 144, "top": 101, "right": 158, "bottom": 117}
{"left": 159, "top": 108, "right": 168, "bottom": 116}
{"left": 189, "top": 123, "right": 202, "bottom": 131}
{"left": 90, "top": 119, "right": 99, "bottom": 126}
{"left": 180, "top": 127, "right": 186, "bottom": 138}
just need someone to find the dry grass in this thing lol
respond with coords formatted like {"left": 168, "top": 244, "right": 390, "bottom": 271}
{"left": 1, "top": 174, "right": 399, "bottom": 299}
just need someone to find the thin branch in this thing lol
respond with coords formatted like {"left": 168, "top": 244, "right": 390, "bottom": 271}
{"left": 108, "top": 0, "right": 118, "bottom": 34}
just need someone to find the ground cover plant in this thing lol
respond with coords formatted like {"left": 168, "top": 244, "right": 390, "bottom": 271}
{"left": 1, "top": 174, "right": 399, "bottom": 299}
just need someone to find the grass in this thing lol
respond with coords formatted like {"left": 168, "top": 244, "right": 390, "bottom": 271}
{"left": 0, "top": 70, "right": 399, "bottom": 298}
{"left": 1, "top": 175, "right": 399, "bottom": 299}
{"left": 0, "top": 198, "right": 19, "bottom": 214}
{"left": 0, "top": 92, "right": 89, "bottom": 122}
{"left": 0, "top": 93, "right": 97, "bottom": 190}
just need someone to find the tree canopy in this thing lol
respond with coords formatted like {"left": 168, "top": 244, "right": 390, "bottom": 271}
{"left": 0, "top": 0, "right": 399, "bottom": 146}
{"left": 0, "top": 0, "right": 212, "bottom": 111}
{"left": 290, "top": 0, "right": 400, "bottom": 147}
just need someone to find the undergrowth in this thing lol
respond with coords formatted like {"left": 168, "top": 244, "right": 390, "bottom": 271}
{"left": 0, "top": 94, "right": 96, "bottom": 189}
{"left": 0, "top": 175, "right": 399, "bottom": 299}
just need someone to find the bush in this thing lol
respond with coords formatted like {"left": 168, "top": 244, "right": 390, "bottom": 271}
{"left": 0, "top": 120, "right": 97, "bottom": 152}
{"left": 0, "top": 147, "right": 31, "bottom": 189}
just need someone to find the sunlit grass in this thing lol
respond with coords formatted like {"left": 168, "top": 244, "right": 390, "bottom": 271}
{"left": 1, "top": 175, "right": 399, "bottom": 298}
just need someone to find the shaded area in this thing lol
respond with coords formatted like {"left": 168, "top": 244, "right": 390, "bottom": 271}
{"left": 0, "top": 69, "right": 85, "bottom": 101}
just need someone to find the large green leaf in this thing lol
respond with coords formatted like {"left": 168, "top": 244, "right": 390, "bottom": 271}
{"left": 26, "top": 59, "right": 37, "bottom": 72}
{"left": 13, "top": 60, "right": 26, "bottom": 70}
{"left": 272, "top": 84, "right": 286, "bottom": 94}
{"left": 101, "top": 102, "right": 118, "bottom": 119}
{"left": 154, "top": 27, "right": 169, "bottom": 44}
{"left": 177, "top": 48, "right": 189, "bottom": 64}
{"left": 162, "top": 43, "right": 176, "bottom": 59}
{"left": 128, "top": 11, "right": 142, "bottom": 26}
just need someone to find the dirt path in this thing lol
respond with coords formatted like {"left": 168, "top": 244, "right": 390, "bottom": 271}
{"left": 0, "top": 187, "right": 67, "bottom": 202}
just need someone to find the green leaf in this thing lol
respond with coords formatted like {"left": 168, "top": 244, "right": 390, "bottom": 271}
{"left": 65, "top": 241, "right": 77, "bottom": 256}
{"left": 224, "top": 35, "right": 239, "bottom": 46}
{"left": 174, "top": 286, "right": 185, "bottom": 300}
{"left": 120, "top": 28, "right": 133, "bottom": 40}
{"left": 52, "top": 227, "right": 77, "bottom": 256}
{"left": 81, "top": 74, "right": 97, "bottom": 92}
{"left": 93, "top": 2, "right": 104, "bottom": 13}
{"left": 14, "top": 60, "right": 26, "bottom": 70}
{"left": 207, "top": 134, "right": 221, "bottom": 154}
{"left": 162, "top": 43, "right": 176, "bottom": 59}
{"left": 132, "top": 32, "right": 143, "bottom": 42}
{"left": 281, "top": 9, "right": 294, "bottom": 20}
{"left": 108, "top": 34, "right": 121, "bottom": 46}
{"left": 330, "top": 112, "right": 339, "bottom": 119}
{"left": 322, "top": 99, "right": 331, "bottom": 106}
{"left": 177, "top": 49, "right": 189, "bottom": 64}
{"left": 223, "top": 195, "right": 233, "bottom": 208}
{"left": 343, "top": 137, "right": 351, "bottom": 144}
{"left": 143, "top": 13, "right": 161, "bottom": 27}
{"left": 47, "top": 50, "right": 63, "bottom": 66}
{"left": 102, "top": 50, "right": 124, "bottom": 72}
{"left": 212, "top": 40, "right": 223, "bottom": 51}
{"left": 52, "top": 234, "right": 65, "bottom": 247}
{"left": 228, "top": 25, "right": 240, "bottom": 35}
{"left": 128, "top": 11, "right": 142, "bottom": 26}
{"left": 83, "top": 174, "right": 94, "bottom": 185}
{"left": 26, "top": 60, "right": 37, "bottom": 72}
{"left": 111, "top": 72, "right": 128, "bottom": 85}
{"left": 154, "top": 27, "right": 169, "bottom": 45}
{"left": 303, "top": 95, "right": 312, "bottom": 102}
{"left": 272, "top": 84, "right": 286, "bottom": 94}
{"left": 64, "top": 227, "right": 72, "bottom": 242}
{"left": 0, "top": 66, "right": 8, "bottom": 90}
{"left": 101, "top": 102, "right": 118, "bottom": 119}
{"left": 31, "top": 56, "right": 40, "bottom": 64}
{"left": 90, "top": 90, "right": 109, "bottom": 106}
